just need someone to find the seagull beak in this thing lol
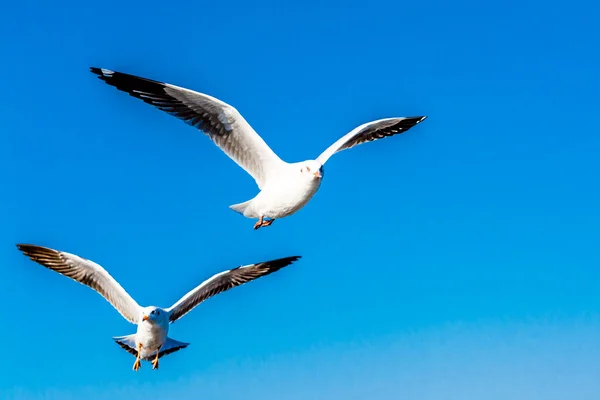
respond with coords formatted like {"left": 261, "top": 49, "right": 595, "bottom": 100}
{"left": 314, "top": 171, "right": 322, "bottom": 178}
{"left": 142, "top": 315, "right": 149, "bottom": 321}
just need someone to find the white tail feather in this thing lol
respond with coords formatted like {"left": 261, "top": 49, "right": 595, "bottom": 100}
{"left": 229, "top": 200, "right": 251, "bottom": 215}
{"left": 113, "top": 335, "right": 189, "bottom": 360}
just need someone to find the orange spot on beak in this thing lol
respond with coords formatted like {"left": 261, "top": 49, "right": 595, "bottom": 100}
{"left": 143, "top": 315, "right": 149, "bottom": 321}
{"left": 314, "top": 171, "right": 322, "bottom": 178}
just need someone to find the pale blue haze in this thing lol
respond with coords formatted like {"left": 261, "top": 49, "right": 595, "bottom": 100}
{"left": 1, "top": 0, "right": 599, "bottom": 398}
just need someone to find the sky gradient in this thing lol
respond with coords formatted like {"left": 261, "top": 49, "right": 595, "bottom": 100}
{"left": 1, "top": 0, "right": 599, "bottom": 398}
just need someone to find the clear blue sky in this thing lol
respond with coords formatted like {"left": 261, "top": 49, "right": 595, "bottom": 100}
{"left": 2, "top": 0, "right": 599, "bottom": 398}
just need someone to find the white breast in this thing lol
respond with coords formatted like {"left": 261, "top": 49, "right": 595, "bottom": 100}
{"left": 136, "top": 320, "right": 169, "bottom": 358}
{"left": 252, "top": 171, "right": 322, "bottom": 219}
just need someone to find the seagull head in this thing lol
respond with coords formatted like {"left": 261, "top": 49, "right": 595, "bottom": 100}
{"left": 141, "top": 307, "right": 164, "bottom": 324}
{"left": 300, "top": 160, "right": 324, "bottom": 180}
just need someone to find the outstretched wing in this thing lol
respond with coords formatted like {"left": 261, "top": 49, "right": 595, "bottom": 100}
{"left": 17, "top": 244, "right": 141, "bottom": 324}
{"left": 167, "top": 256, "right": 301, "bottom": 323}
{"left": 316, "top": 116, "right": 427, "bottom": 165}
{"left": 90, "top": 67, "right": 286, "bottom": 189}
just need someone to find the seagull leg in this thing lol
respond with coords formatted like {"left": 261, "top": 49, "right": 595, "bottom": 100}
{"left": 254, "top": 216, "right": 264, "bottom": 230}
{"left": 132, "top": 343, "right": 142, "bottom": 371}
{"left": 152, "top": 347, "right": 161, "bottom": 370}
{"left": 261, "top": 218, "right": 275, "bottom": 228}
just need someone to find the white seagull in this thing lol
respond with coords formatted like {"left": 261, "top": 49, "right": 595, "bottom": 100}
{"left": 17, "top": 244, "right": 300, "bottom": 371}
{"left": 90, "top": 67, "right": 427, "bottom": 230}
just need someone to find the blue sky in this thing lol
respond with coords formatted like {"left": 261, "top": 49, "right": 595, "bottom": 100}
{"left": 1, "top": 0, "right": 599, "bottom": 398}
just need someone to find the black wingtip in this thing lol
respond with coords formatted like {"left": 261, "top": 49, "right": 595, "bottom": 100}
{"left": 89, "top": 67, "right": 115, "bottom": 80}
{"left": 399, "top": 116, "right": 427, "bottom": 130}
{"left": 16, "top": 243, "right": 40, "bottom": 261}
{"left": 16, "top": 244, "right": 56, "bottom": 259}
{"left": 282, "top": 255, "right": 302, "bottom": 263}
{"left": 16, "top": 243, "right": 34, "bottom": 253}
{"left": 271, "top": 255, "right": 302, "bottom": 269}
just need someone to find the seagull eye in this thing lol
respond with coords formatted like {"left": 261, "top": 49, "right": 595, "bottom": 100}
{"left": 306, "top": 166, "right": 311, "bottom": 172}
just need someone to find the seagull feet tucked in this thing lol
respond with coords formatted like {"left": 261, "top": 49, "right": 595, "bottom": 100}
{"left": 254, "top": 216, "right": 275, "bottom": 230}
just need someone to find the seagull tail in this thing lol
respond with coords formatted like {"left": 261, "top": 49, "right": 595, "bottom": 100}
{"left": 113, "top": 334, "right": 137, "bottom": 357}
{"left": 160, "top": 337, "right": 190, "bottom": 359}
{"left": 229, "top": 200, "right": 252, "bottom": 216}
{"left": 113, "top": 334, "right": 190, "bottom": 360}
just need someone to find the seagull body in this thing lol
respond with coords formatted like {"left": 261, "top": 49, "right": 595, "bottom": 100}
{"left": 90, "top": 67, "right": 427, "bottom": 229}
{"left": 17, "top": 244, "right": 299, "bottom": 370}
{"left": 230, "top": 161, "right": 322, "bottom": 221}
{"left": 113, "top": 306, "right": 185, "bottom": 364}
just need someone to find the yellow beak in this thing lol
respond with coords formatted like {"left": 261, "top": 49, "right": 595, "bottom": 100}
{"left": 314, "top": 171, "right": 322, "bottom": 178}
{"left": 142, "top": 315, "right": 149, "bottom": 321}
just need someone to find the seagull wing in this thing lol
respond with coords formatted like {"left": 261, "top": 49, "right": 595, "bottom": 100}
{"left": 167, "top": 256, "right": 300, "bottom": 323}
{"left": 17, "top": 244, "right": 141, "bottom": 324}
{"left": 316, "top": 116, "right": 427, "bottom": 165}
{"left": 90, "top": 67, "right": 285, "bottom": 189}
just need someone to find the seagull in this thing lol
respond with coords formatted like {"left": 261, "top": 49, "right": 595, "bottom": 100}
{"left": 16, "top": 244, "right": 300, "bottom": 371}
{"left": 90, "top": 67, "right": 427, "bottom": 230}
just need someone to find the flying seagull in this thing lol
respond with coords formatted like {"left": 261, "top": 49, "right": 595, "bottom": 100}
{"left": 17, "top": 244, "right": 300, "bottom": 371}
{"left": 90, "top": 67, "right": 427, "bottom": 229}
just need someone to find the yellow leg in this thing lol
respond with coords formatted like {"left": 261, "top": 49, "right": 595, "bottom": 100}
{"left": 152, "top": 347, "right": 161, "bottom": 370}
{"left": 132, "top": 343, "right": 142, "bottom": 371}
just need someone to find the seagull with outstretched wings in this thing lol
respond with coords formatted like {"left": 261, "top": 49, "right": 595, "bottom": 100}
{"left": 17, "top": 244, "right": 300, "bottom": 371}
{"left": 90, "top": 67, "right": 427, "bottom": 229}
